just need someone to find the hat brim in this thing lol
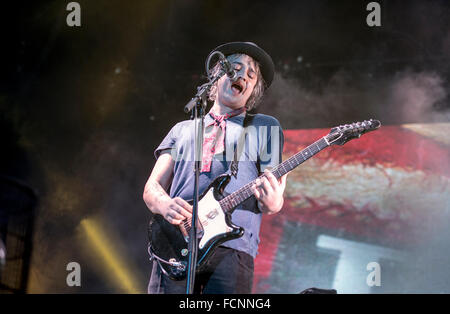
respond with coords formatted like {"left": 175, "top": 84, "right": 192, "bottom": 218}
{"left": 210, "top": 42, "right": 275, "bottom": 88}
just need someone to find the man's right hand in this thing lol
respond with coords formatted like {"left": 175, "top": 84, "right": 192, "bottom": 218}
{"left": 159, "top": 197, "right": 193, "bottom": 225}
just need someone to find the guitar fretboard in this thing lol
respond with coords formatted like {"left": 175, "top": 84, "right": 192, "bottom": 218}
{"left": 218, "top": 137, "right": 329, "bottom": 213}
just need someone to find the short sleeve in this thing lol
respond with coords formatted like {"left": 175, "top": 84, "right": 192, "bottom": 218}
{"left": 154, "top": 124, "right": 179, "bottom": 160}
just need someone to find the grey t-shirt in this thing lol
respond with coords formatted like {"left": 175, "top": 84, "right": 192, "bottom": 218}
{"left": 154, "top": 113, "right": 283, "bottom": 258}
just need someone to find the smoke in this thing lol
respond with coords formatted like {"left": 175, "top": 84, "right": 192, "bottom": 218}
{"left": 27, "top": 128, "right": 152, "bottom": 293}
{"left": 389, "top": 71, "right": 449, "bottom": 123}
{"left": 258, "top": 68, "right": 449, "bottom": 130}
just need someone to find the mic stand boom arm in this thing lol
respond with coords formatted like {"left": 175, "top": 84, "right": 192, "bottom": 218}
{"left": 184, "top": 50, "right": 227, "bottom": 113}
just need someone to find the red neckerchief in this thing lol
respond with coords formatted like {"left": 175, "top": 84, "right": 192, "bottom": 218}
{"left": 201, "top": 107, "right": 246, "bottom": 172}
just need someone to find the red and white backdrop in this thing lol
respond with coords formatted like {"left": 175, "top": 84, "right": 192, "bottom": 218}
{"left": 253, "top": 123, "right": 450, "bottom": 293}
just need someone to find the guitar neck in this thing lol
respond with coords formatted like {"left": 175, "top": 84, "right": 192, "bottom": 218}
{"left": 219, "top": 137, "right": 329, "bottom": 213}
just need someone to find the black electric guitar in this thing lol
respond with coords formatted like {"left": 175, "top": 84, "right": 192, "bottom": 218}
{"left": 148, "top": 119, "right": 381, "bottom": 280}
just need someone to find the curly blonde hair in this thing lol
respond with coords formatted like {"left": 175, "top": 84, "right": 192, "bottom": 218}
{"left": 207, "top": 54, "right": 266, "bottom": 111}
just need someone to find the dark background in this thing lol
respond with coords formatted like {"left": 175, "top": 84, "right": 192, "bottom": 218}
{"left": 1, "top": 0, "right": 449, "bottom": 293}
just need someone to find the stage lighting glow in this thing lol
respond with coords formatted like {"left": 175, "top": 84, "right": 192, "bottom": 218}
{"left": 80, "top": 219, "right": 140, "bottom": 294}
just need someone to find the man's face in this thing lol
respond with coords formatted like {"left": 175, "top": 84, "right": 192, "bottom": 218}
{"left": 215, "top": 54, "right": 259, "bottom": 110}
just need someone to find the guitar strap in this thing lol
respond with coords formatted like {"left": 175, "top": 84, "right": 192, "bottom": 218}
{"left": 229, "top": 113, "right": 258, "bottom": 178}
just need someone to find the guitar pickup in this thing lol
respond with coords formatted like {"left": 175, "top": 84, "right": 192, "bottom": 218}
{"left": 206, "top": 209, "right": 219, "bottom": 219}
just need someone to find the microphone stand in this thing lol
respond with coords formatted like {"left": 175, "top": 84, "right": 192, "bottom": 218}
{"left": 183, "top": 51, "right": 225, "bottom": 294}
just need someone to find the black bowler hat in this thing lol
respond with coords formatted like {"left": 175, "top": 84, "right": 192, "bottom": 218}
{"left": 210, "top": 42, "right": 275, "bottom": 88}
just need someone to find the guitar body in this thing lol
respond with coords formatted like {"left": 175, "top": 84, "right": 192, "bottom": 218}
{"left": 148, "top": 174, "right": 244, "bottom": 281}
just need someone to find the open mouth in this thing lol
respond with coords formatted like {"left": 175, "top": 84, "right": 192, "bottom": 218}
{"left": 231, "top": 82, "right": 244, "bottom": 95}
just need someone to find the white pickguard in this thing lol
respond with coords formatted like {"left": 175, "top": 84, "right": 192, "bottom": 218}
{"left": 197, "top": 188, "right": 233, "bottom": 249}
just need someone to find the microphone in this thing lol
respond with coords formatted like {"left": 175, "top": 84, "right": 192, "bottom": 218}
{"left": 184, "top": 53, "right": 238, "bottom": 113}
{"left": 219, "top": 55, "right": 238, "bottom": 82}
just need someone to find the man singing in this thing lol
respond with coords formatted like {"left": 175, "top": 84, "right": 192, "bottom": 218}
{"left": 143, "top": 42, "right": 287, "bottom": 294}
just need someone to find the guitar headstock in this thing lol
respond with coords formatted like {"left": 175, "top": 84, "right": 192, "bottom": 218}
{"left": 326, "top": 119, "right": 381, "bottom": 146}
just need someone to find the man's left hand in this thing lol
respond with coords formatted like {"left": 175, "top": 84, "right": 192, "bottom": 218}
{"left": 251, "top": 169, "right": 288, "bottom": 215}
